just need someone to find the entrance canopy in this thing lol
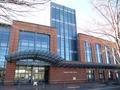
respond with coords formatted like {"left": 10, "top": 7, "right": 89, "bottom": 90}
{"left": 5, "top": 50, "right": 120, "bottom": 69}
{"left": 5, "top": 50, "right": 63, "bottom": 65}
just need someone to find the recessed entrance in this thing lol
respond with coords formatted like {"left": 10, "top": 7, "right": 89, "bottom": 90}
{"left": 14, "top": 65, "right": 49, "bottom": 84}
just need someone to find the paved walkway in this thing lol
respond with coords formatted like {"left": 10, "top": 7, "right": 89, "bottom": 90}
{"left": 0, "top": 83, "right": 120, "bottom": 90}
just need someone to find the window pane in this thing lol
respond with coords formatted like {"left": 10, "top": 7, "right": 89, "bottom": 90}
{"left": 84, "top": 41, "right": 92, "bottom": 62}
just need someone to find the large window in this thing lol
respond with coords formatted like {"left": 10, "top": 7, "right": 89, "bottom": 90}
{"left": 18, "top": 31, "right": 50, "bottom": 52}
{"left": 15, "top": 66, "right": 45, "bottom": 81}
{"left": 0, "top": 25, "right": 10, "bottom": 68}
{"left": 95, "top": 44, "right": 102, "bottom": 63}
{"left": 84, "top": 41, "right": 92, "bottom": 62}
{"left": 105, "top": 46, "right": 111, "bottom": 64}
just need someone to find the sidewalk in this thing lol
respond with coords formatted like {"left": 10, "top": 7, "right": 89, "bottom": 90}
{"left": 0, "top": 82, "right": 119, "bottom": 90}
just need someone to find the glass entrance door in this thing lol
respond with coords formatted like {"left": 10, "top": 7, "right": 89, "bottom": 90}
{"left": 15, "top": 66, "right": 45, "bottom": 84}
{"left": 32, "top": 67, "right": 45, "bottom": 81}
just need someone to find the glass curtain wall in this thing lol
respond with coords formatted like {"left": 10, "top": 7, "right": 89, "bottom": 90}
{"left": 51, "top": 2, "right": 77, "bottom": 61}
{"left": 0, "top": 25, "right": 10, "bottom": 68}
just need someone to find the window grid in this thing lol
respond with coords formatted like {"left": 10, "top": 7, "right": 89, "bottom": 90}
{"left": 0, "top": 26, "right": 10, "bottom": 68}
{"left": 51, "top": 2, "right": 77, "bottom": 61}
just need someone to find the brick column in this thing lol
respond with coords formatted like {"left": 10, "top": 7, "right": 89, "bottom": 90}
{"left": 4, "top": 61, "right": 16, "bottom": 85}
{"left": 104, "top": 70, "right": 108, "bottom": 81}
{"left": 94, "top": 69, "right": 99, "bottom": 81}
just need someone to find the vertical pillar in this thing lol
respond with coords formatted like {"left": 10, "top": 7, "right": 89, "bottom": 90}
{"left": 104, "top": 69, "right": 108, "bottom": 81}
{"left": 94, "top": 69, "right": 99, "bottom": 82}
{"left": 4, "top": 61, "right": 16, "bottom": 85}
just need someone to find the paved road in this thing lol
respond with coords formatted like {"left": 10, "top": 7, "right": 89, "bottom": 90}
{"left": 0, "top": 83, "right": 120, "bottom": 90}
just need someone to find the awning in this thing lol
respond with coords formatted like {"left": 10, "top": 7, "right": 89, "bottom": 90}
{"left": 5, "top": 50, "right": 120, "bottom": 69}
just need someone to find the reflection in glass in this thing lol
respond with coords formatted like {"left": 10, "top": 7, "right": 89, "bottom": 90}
{"left": 18, "top": 31, "right": 50, "bottom": 52}
{"left": 84, "top": 41, "right": 92, "bottom": 62}
{"left": 0, "top": 25, "right": 10, "bottom": 68}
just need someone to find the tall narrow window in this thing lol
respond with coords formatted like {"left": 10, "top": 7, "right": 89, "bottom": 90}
{"left": 105, "top": 46, "right": 111, "bottom": 64}
{"left": 95, "top": 44, "right": 102, "bottom": 63}
{"left": 0, "top": 25, "right": 10, "bottom": 68}
{"left": 84, "top": 41, "right": 92, "bottom": 62}
{"left": 112, "top": 48, "right": 117, "bottom": 64}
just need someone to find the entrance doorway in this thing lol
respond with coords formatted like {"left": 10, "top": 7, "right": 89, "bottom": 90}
{"left": 14, "top": 66, "right": 49, "bottom": 84}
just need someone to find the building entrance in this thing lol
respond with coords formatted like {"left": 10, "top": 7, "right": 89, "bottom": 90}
{"left": 14, "top": 66, "right": 48, "bottom": 84}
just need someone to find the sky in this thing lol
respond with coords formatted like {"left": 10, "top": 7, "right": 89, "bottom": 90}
{"left": 52, "top": 0, "right": 100, "bottom": 34}
{"left": 0, "top": 0, "right": 108, "bottom": 39}
{"left": 52, "top": 0, "right": 111, "bottom": 40}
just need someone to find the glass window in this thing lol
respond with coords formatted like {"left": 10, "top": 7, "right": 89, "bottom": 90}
{"left": 64, "top": 11, "right": 68, "bottom": 22}
{"left": 68, "top": 12, "right": 72, "bottom": 23}
{"left": 55, "top": 22, "right": 60, "bottom": 35}
{"left": 105, "top": 46, "right": 111, "bottom": 64}
{"left": 60, "top": 9, "right": 64, "bottom": 21}
{"left": 0, "top": 25, "right": 10, "bottom": 68}
{"left": 112, "top": 48, "right": 117, "bottom": 64}
{"left": 60, "top": 23, "right": 64, "bottom": 36}
{"left": 95, "top": 44, "right": 102, "bottom": 63}
{"left": 18, "top": 31, "right": 50, "bottom": 52}
{"left": 57, "top": 37, "right": 61, "bottom": 49}
{"left": 86, "top": 70, "right": 94, "bottom": 81}
{"left": 71, "top": 13, "right": 76, "bottom": 24}
{"left": 65, "top": 48, "right": 70, "bottom": 61}
{"left": 51, "top": 20, "right": 56, "bottom": 28}
{"left": 52, "top": 7, "right": 56, "bottom": 19}
{"left": 84, "top": 41, "right": 92, "bottom": 62}
{"left": 56, "top": 8, "right": 60, "bottom": 20}
{"left": 72, "top": 52, "right": 77, "bottom": 61}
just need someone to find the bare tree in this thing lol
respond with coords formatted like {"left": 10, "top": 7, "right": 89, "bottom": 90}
{"left": 89, "top": 0, "right": 120, "bottom": 63}
{"left": 0, "top": 0, "right": 50, "bottom": 22}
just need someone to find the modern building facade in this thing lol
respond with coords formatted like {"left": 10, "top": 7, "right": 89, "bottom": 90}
{"left": 0, "top": 20, "right": 119, "bottom": 85}
{"left": 0, "top": 2, "right": 119, "bottom": 85}
{"left": 51, "top": 2, "right": 77, "bottom": 61}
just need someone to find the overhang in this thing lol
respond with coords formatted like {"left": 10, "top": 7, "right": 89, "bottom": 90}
{"left": 5, "top": 50, "right": 120, "bottom": 69}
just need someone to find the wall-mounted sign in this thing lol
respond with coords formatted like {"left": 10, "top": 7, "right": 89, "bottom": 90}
{"left": 63, "top": 71, "right": 77, "bottom": 74}
{"left": 73, "top": 77, "right": 76, "bottom": 80}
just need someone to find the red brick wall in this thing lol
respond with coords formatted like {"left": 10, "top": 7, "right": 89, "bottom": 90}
{"left": 49, "top": 67, "right": 87, "bottom": 84}
{"left": 4, "top": 61, "right": 16, "bottom": 85}
{"left": 78, "top": 33, "right": 115, "bottom": 64}
{"left": 77, "top": 33, "right": 117, "bottom": 82}
{"left": 4, "top": 21, "right": 118, "bottom": 85}
{"left": 4, "top": 20, "right": 57, "bottom": 85}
